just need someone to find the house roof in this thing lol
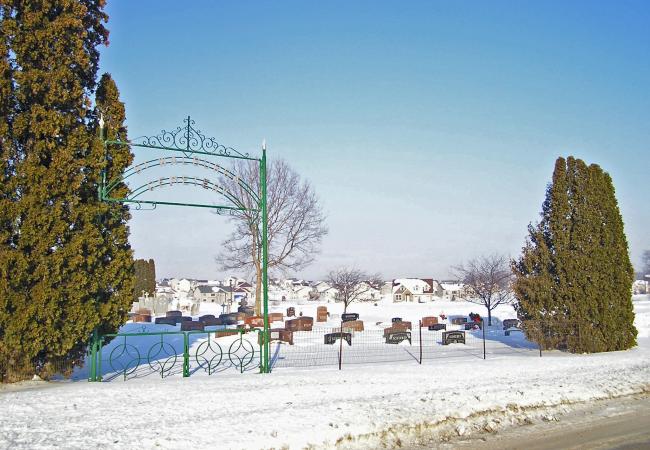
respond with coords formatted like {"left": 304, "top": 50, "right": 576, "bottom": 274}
{"left": 195, "top": 285, "right": 217, "bottom": 294}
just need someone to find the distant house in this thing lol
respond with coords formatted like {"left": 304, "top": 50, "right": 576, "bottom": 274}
{"left": 391, "top": 278, "right": 440, "bottom": 302}
{"left": 170, "top": 278, "right": 192, "bottom": 294}
{"left": 191, "top": 285, "right": 235, "bottom": 305}
{"left": 633, "top": 279, "right": 649, "bottom": 295}
{"left": 439, "top": 281, "right": 471, "bottom": 301}
{"left": 356, "top": 281, "right": 381, "bottom": 301}
{"left": 291, "top": 283, "right": 313, "bottom": 300}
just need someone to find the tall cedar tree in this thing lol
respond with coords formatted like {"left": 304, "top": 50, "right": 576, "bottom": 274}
{"left": 512, "top": 156, "right": 637, "bottom": 352}
{"left": 0, "top": 1, "right": 134, "bottom": 379}
{"left": 93, "top": 73, "right": 134, "bottom": 334}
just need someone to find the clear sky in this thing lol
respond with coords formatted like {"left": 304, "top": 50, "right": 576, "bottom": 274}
{"left": 100, "top": 0, "right": 650, "bottom": 281}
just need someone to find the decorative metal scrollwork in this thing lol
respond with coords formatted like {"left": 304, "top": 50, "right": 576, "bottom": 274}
{"left": 132, "top": 116, "right": 250, "bottom": 159}
{"left": 147, "top": 340, "right": 180, "bottom": 378}
{"left": 194, "top": 338, "right": 224, "bottom": 375}
{"left": 108, "top": 341, "right": 141, "bottom": 381}
{"left": 229, "top": 336, "right": 256, "bottom": 373}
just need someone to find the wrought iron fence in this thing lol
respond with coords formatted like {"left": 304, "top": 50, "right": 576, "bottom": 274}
{"left": 89, "top": 328, "right": 262, "bottom": 381}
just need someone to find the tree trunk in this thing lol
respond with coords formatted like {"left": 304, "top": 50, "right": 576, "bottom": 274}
{"left": 487, "top": 309, "right": 492, "bottom": 326}
{"left": 254, "top": 263, "right": 262, "bottom": 316}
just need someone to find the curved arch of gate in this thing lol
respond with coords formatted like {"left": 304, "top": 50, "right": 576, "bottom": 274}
{"left": 125, "top": 176, "right": 249, "bottom": 212}
{"left": 102, "top": 155, "right": 260, "bottom": 205}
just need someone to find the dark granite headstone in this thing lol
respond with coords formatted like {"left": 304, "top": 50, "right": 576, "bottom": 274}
{"left": 442, "top": 330, "right": 466, "bottom": 345}
{"left": 341, "top": 313, "right": 359, "bottom": 323}
{"left": 324, "top": 332, "right": 352, "bottom": 346}
{"left": 385, "top": 331, "right": 411, "bottom": 345}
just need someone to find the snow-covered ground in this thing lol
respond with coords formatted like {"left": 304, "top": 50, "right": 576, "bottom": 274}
{"left": 1, "top": 296, "right": 649, "bottom": 449}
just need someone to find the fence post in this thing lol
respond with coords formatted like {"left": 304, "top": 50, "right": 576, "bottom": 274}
{"left": 338, "top": 322, "right": 343, "bottom": 370}
{"left": 183, "top": 332, "right": 190, "bottom": 377}
{"left": 419, "top": 320, "right": 423, "bottom": 364}
{"left": 482, "top": 319, "right": 486, "bottom": 360}
{"left": 538, "top": 321, "right": 543, "bottom": 357}
{"left": 97, "top": 334, "right": 103, "bottom": 381}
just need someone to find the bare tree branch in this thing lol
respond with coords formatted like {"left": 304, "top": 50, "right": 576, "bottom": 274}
{"left": 326, "top": 267, "right": 383, "bottom": 315}
{"left": 453, "top": 253, "right": 513, "bottom": 326}
{"left": 216, "top": 159, "right": 328, "bottom": 314}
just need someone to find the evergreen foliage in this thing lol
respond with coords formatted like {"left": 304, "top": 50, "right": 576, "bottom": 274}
{"left": 133, "top": 258, "right": 155, "bottom": 300}
{"left": 0, "top": 1, "right": 134, "bottom": 379}
{"left": 512, "top": 156, "right": 637, "bottom": 352}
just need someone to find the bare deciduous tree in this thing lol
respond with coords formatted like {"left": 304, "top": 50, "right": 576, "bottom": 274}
{"left": 326, "top": 267, "right": 383, "bottom": 315}
{"left": 216, "top": 159, "right": 328, "bottom": 315}
{"left": 453, "top": 254, "right": 513, "bottom": 326}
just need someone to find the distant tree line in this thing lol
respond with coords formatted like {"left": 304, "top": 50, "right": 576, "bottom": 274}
{"left": 134, "top": 259, "right": 156, "bottom": 301}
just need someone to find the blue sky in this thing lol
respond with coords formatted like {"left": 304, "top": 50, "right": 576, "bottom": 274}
{"left": 100, "top": 0, "right": 650, "bottom": 280}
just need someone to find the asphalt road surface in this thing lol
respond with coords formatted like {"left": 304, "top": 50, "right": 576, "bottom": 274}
{"left": 445, "top": 394, "right": 650, "bottom": 450}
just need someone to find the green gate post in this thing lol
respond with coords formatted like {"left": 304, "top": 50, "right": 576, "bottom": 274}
{"left": 261, "top": 145, "right": 270, "bottom": 373}
{"left": 183, "top": 332, "right": 190, "bottom": 377}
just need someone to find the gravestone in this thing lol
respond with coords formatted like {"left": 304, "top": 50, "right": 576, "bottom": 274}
{"left": 464, "top": 321, "right": 482, "bottom": 330}
{"left": 442, "top": 330, "right": 466, "bottom": 345}
{"left": 287, "top": 307, "right": 295, "bottom": 317}
{"left": 244, "top": 316, "right": 265, "bottom": 328}
{"left": 179, "top": 316, "right": 192, "bottom": 322}
{"left": 219, "top": 313, "right": 239, "bottom": 325}
{"left": 199, "top": 317, "right": 222, "bottom": 326}
{"left": 199, "top": 314, "right": 215, "bottom": 321}
{"left": 451, "top": 317, "right": 467, "bottom": 325}
{"left": 421, "top": 316, "right": 438, "bottom": 327}
{"left": 341, "top": 320, "right": 364, "bottom": 332}
{"left": 385, "top": 331, "right": 411, "bottom": 345}
{"left": 428, "top": 324, "right": 446, "bottom": 331}
{"left": 166, "top": 310, "right": 182, "bottom": 318}
{"left": 133, "top": 309, "right": 151, "bottom": 323}
{"left": 324, "top": 332, "right": 352, "bottom": 346}
{"left": 181, "top": 321, "right": 205, "bottom": 332}
{"left": 391, "top": 321, "right": 412, "bottom": 332}
{"left": 392, "top": 317, "right": 402, "bottom": 323}
{"left": 317, "top": 306, "right": 328, "bottom": 322}
{"left": 341, "top": 313, "right": 359, "bottom": 323}
{"left": 268, "top": 312, "right": 284, "bottom": 323}
{"left": 261, "top": 328, "right": 294, "bottom": 345}
{"left": 285, "top": 317, "right": 313, "bottom": 332}
{"left": 503, "top": 319, "right": 521, "bottom": 330}
{"left": 155, "top": 317, "right": 177, "bottom": 326}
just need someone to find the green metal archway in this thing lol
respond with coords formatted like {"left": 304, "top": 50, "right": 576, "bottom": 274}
{"left": 96, "top": 116, "right": 271, "bottom": 374}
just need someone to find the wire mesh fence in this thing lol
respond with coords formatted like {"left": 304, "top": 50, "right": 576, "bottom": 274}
{"left": 269, "top": 319, "right": 542, "bottom": 371}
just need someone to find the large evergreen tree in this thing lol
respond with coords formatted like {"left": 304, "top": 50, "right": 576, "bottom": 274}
{"left": 512, "top": 156, "right": 637, "bottom": 352}
{"left": 0, "top": 1, "right": 134, "bottom": 380}
{"left": 93, "top": 73, "right": 134, "bottom": 335}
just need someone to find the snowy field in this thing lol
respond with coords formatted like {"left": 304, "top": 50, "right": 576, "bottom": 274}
{"left": 1, "top": 296, "right": 649, "bottom": 449}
